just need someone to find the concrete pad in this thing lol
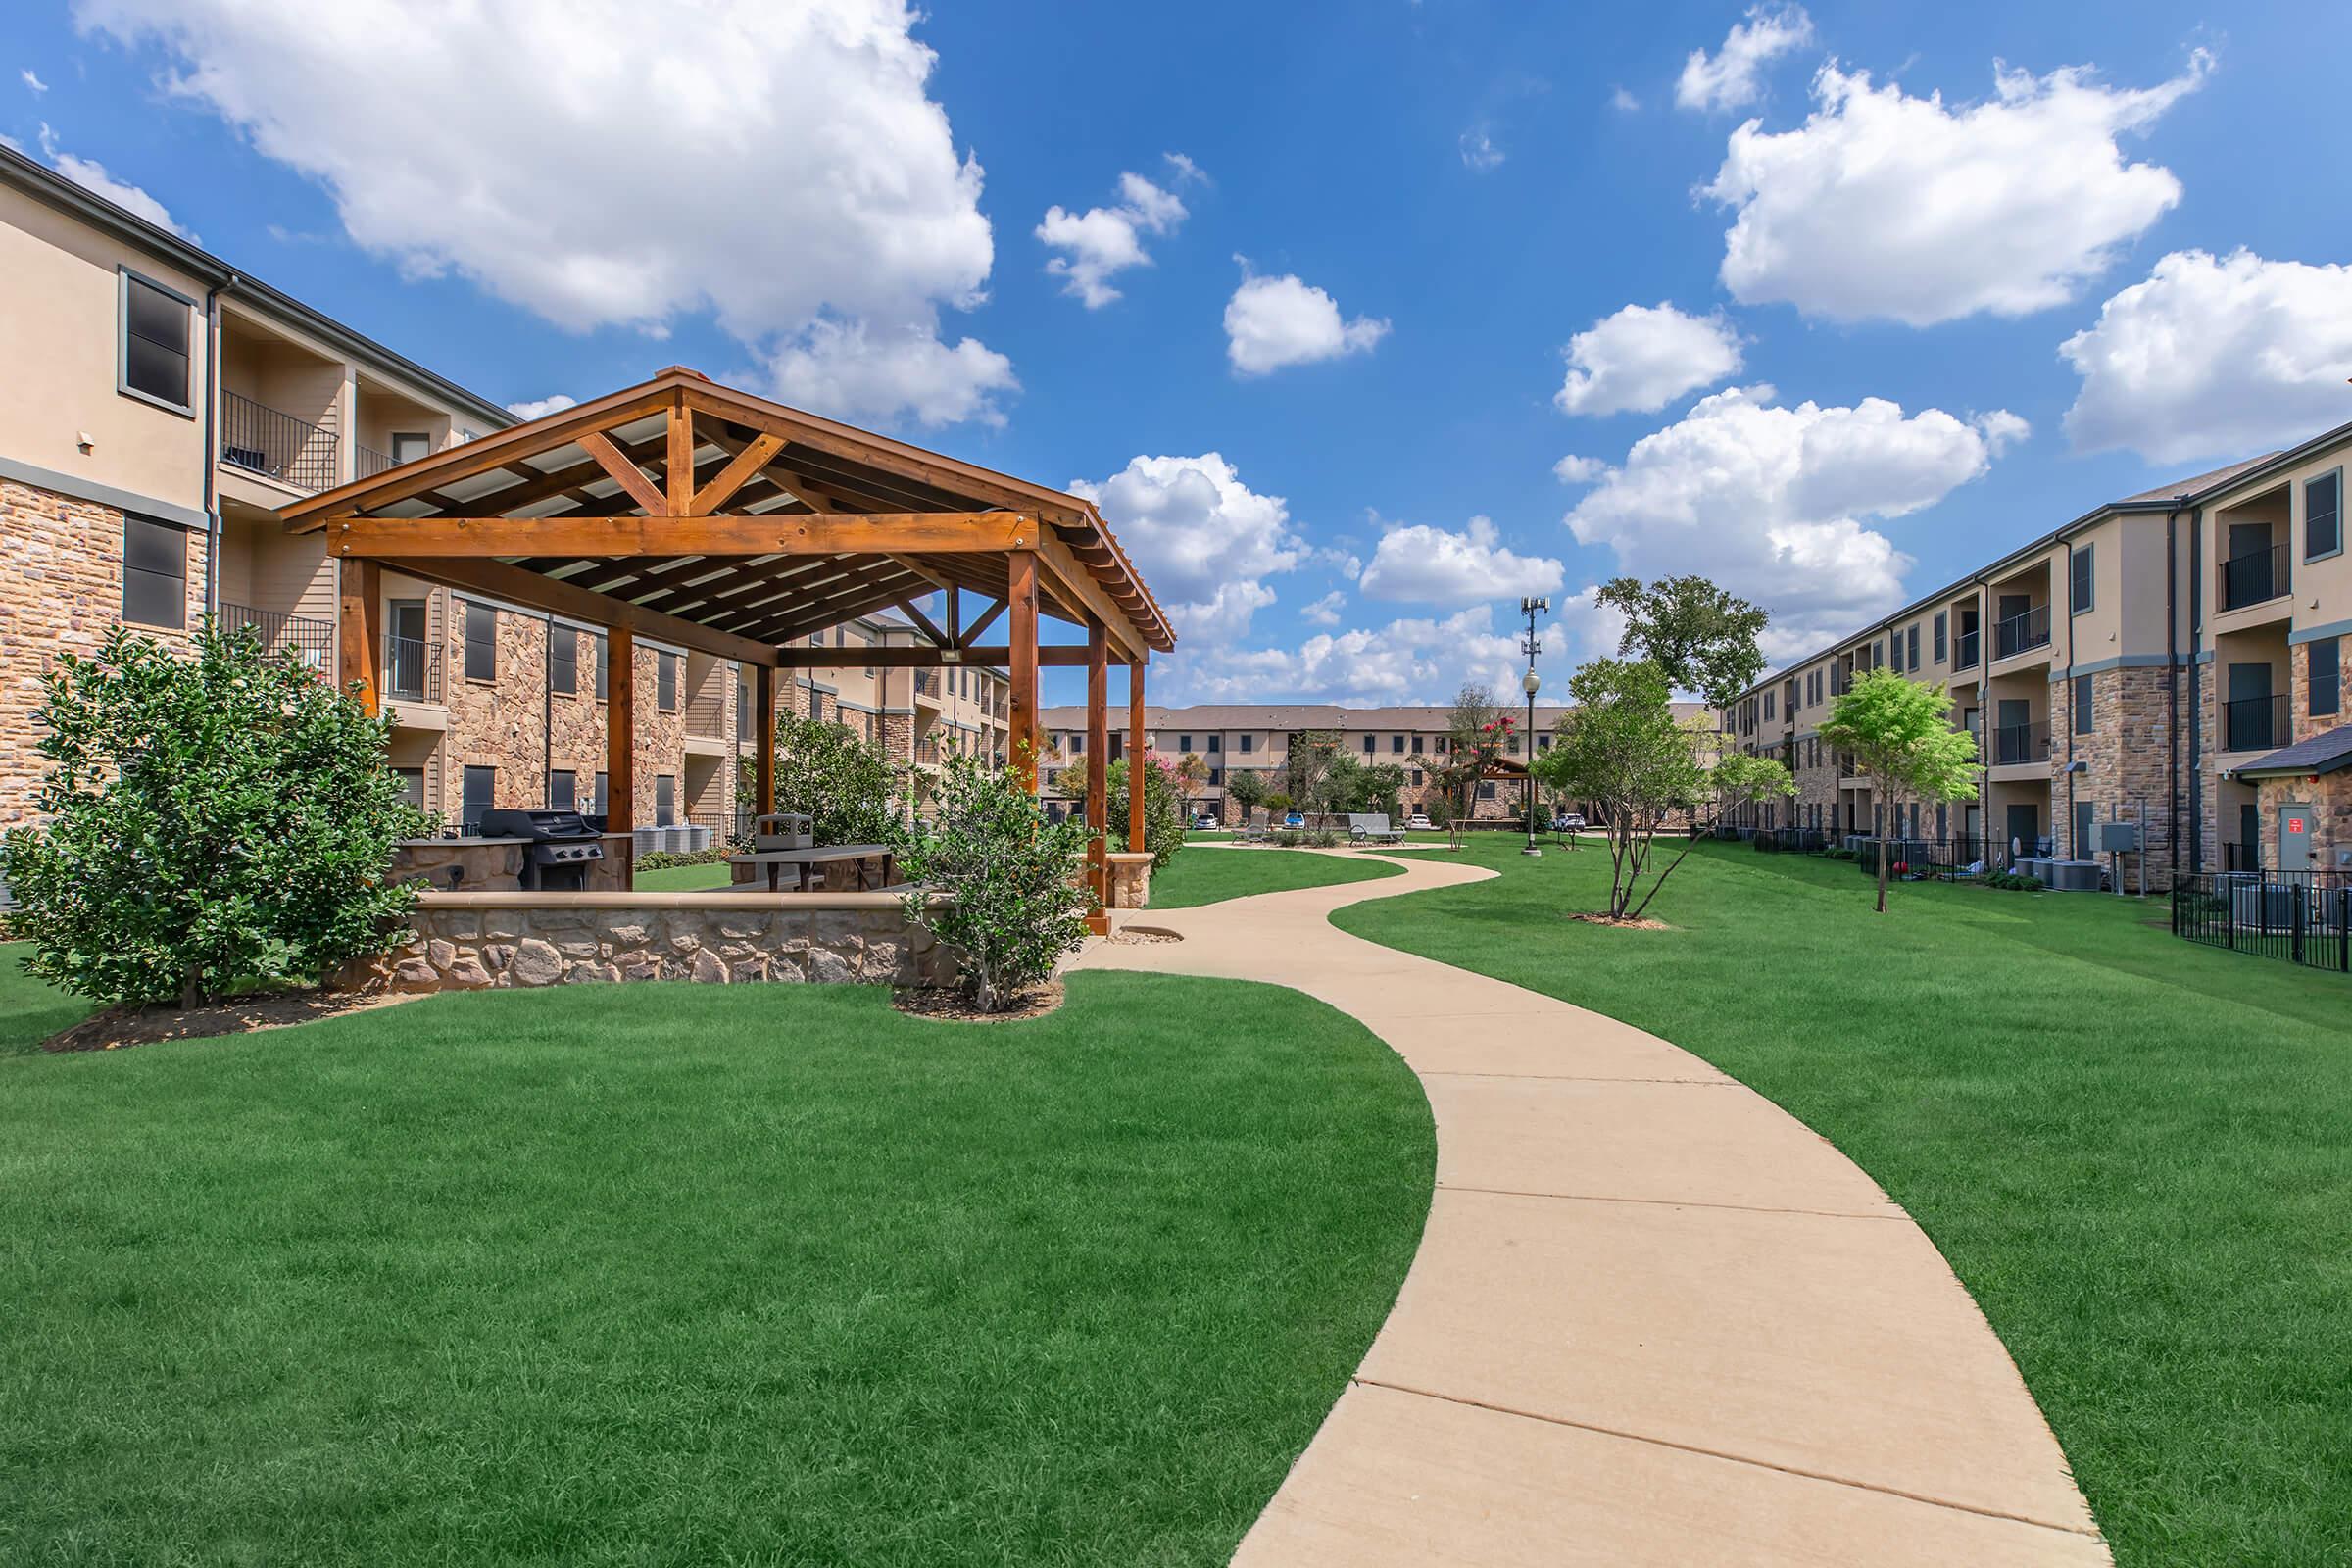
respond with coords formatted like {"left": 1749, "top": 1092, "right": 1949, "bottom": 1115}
{"left": 1235, "top": 1382, "right": 2110, "bottom": 1567}
{"left": 1358, "top": 1190, "right": 2097, "bottom": 1535}
{"left": 1421, "top": 1076, "right": 1901, "bottom": 1215}
{"left": 1368, "top": 1009, "right": 1735, "bottom": 1082}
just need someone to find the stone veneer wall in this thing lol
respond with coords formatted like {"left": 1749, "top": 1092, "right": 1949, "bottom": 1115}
{"left": 346, "top": 892, "right": 957, "bottom": 991}
{"left": 445, "top": 602, "right": 552, "bottom": 809}
{"left": 0, "top": 480, "right": 205, "bottom": 829}
{"left": 2051, "top": 664, "right": 2180, "bottom": 891}
{"left": 546, "top": 623, "right": 607, "bottom": 808}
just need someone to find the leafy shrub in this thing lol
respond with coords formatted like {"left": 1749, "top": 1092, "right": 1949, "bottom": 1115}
{"left": 896, "top": 753, "right": 1094, "bottom": 1012}
{"left": 747, "top": 713, "right": 906, "bottom": 847}
{"left": 634, "top": 846, "right": 737, "bottom": 872}
{"left": 1076, "top": 753, "right": 1188, "bottom": 871}
{"left": 1984, "top": 870, "right": 2045, "bottom": 892}
{"left": 0, "top": 620, "right": 429, "bottom": 1008}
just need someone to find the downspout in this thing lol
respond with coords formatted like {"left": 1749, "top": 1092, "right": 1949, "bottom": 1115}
{"left": 2062, "top": 539, "right": 2078, "bottom": 858}
{"left": 200, "top": 273, "right": 239, "bottom": 616}
{"left": 2166, "top": 506, "right": 2180, "bottom": 887}
{"left": 2187, "top": 506, "right": 2205, "bottom": 872}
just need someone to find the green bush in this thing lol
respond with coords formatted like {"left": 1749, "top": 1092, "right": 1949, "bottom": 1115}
{"left": 1077, "top": 753, "right": 1188, "bottom": 871}
{"left": 896, "top": 753, "right": 1094, "bottom": 1011}
{"left": 634, "top": 846, "right": 736, "bottom": 872}
{"left": 0, "top": 620, "right": 429, "bottom": 1008}
{"left": 746, "top": 713, "right": 906, "bottom": 847}
{"left": 1984, "top": 870, "right": 2045, "bottom": 892}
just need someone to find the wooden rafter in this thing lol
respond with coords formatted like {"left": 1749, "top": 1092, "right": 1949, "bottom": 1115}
{"left": 578, "top": 430, "right": 668, "bottom": 515}
{"left": 323, "top": 512, "right": 1036, "bottom": 560}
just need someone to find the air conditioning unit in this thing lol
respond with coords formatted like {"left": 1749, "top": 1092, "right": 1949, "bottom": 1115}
{"left": 2046, "top": 858, "right": 2102, "bottom": 892}
{"left": 2231, "top": 881, "right": 2299, "bottom": 931}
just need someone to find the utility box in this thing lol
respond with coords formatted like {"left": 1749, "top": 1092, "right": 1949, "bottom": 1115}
{"left": 2096, "top": 821, "right": 2141, "bottom": 853}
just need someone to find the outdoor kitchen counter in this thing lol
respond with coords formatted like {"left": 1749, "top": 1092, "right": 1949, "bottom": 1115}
{"left": 389, "top": 832, "right": 636, "bottom": 894}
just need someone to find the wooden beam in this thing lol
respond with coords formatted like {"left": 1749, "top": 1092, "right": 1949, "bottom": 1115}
{"left": 324, "top": 512, "right": 1037, "bottom": 559}
{"left": 771, "top": 644, "right": 1117, "bottom": 669}
{"left": 894, "top": 595, "right": 949, "bottom": 647}
{"left": 1128, "top": 659, "right": 1147, "bottom": 855}
{"left": 1009, "top": 551, "right": 1039, "bottom": 793}
{"left": 337, "top": 558, "right": 381, "bottom": 716}
{"left": 375, "top": 556, "right": 778, "bottom": 667}
{"left": 1033, "top": 529, "right": 1146, "bottom": 661}
{"left": 1086, "top": 617, "right": 1109, "bottom": 934}
{"left": 607, "top": 625, "right": 635, "bottom": 834}
{"left": 958, "top": 596, "right": 1008, "bottom": 647}
{"left": 754, "top": 664, "right": 776, "bottom": 816}
{"left": 665, "top": 397, "right": 695, "bottom": 514}
{"left": 578, "top": 430, "right": 672, "bottom": 516}
{"left": 688, "top": 431, "right": 785, "bottom": 515}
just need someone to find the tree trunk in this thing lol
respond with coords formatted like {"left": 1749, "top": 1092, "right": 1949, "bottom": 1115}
{"left": 1876, "top": 833, "right": 1888, "bottom": 914}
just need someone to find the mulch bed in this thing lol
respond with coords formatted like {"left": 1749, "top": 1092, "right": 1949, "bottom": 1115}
{"left": 44, "top": 988, "right": 423, "bottom": 1054}
{"left": 1565, "top": 912, "right": 1675, "bottom": 931}
{"left": 1102, "top": 927, "right": 1182, "bottom": 945}
{"left": 892, "top": 981, "right": 1065, "bottom": 1024}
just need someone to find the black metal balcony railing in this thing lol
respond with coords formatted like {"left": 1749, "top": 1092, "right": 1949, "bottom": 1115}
{"left": 1994, "top": 719, "right": 2050, "bottom": 766}
{"left": 684, "top": 689, "right": 728, "bottom": 739}
{"left": 1994, "top": 603, "right": 2052, "bottom": 661}
{"left": 220, "top": 389, "right": 339, "bottom": 493}
{"left": 218, "top": 602, "right": 334, "bottom": 671}
{"left": 2223, "top": 693, "right": 2289, "bottom": 754}
{"left": 2220, "top": 542, "right": 2289, "bottom": 612}
{"left": 385, "top": 635, "right": 443, "bottom": 703}
{"left": 1953, "top": 628, "right": 1981, "bottom": 671}
{"left": 356, "top": 443, "right": 397, "bottom": 480}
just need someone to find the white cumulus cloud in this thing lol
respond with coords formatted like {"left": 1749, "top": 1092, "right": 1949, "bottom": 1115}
{"left": 1706, "top": 52, "right": 2212, "bottom": 325}
{"left": 2060, "top": 249, "right": 2352, "bottom": 464}
{"left": 1300, "top": 590, "right": 1348, "bottom": 627}
{"left": 1554, "top": 301, "right": 1742, "bottom": 416}
{"left": 26, "top": 123, "right": 195, "bottom": 239}
{"left": 1358, "top": 514, "right": 1565, "bottom": 607}
{"left": 1036, "top": 164, "right": 1192, "bottom": 308}
{"left": 1069, "top": 453, "right": 1303, "bottom": 642}
{"left": 1677, "top": 4, "right": 1813, "bottom": 113}
{"left": 22, "top": 69, "right": 49, "bottom": 93}
{"left": 1565, "top": 385, "right": 2017, "bottom": 659}
{"left": 1553, "top": 454, "right": 1605, "bottom": 484}
{"left": 75, "top": 0, "right": 1014, "bottom": 426}
{"left": 1224, "top": 266, "right": 1390, "bottom": 376}
{"left": 504, "top": 393, "right": 577, "bottom": 421}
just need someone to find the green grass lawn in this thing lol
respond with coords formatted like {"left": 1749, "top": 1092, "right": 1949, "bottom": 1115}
{"left": 1335, "top": 837, "right": 2351, "bottom": 1568}
{"left": 0, "top": 971, "right": 1433, "bottom": 1566}
{"left": 632, "top": 858, "right": 737, "bottom": 892}
{"left": 1147, "top": 846, "right": 1403, "bottom": 910}
{"left": 0, "top": 942, "right": 92, "bottom": 1056}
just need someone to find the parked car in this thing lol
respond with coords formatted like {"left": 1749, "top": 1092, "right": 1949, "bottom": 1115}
{"left": 1192, "top": 813, "right": 1219, "bottom": 830}
{"left": 1553, "top": 812, "right": 1586, "bottom": 831}
{"left": 1407, "top": 813, "right": 1433, "bottom": 830}
{"left": 1284, "top": 811, "right": 1305, "bottom": 829}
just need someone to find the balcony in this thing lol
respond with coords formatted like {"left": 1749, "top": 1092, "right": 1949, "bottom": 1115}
{"left": 1993, "top": 719, "right": 2049, "bottom": 767}
{"left": 1952, "top": 628, "right": 1981, "bottom": 672}
{"left": 219, "top": 602, "right": 333, "bottom": 671}
{"left": 357, "top": 443, "right": 398, "bottom": 481}
{"left": 220, "top": 389, "right": 338, "bottom": 494}
{"left": 2220, "top": 542, "right": 2289, "bottom": 612}
{"left": 1993, "top": 603, "right": 2051, "bottom": 662}
{"left": 2223, "top": 693, "right": 2289, "bottom": 754}
{"left": 684, "top": 689, "right": 728, "bottom": 740}
{"left": 384, "top": 634, "right": 443, "bottom": 703}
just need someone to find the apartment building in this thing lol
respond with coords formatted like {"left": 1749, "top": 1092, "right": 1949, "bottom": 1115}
{"left": 0, "top": 146, "right": 1007, "bottom": 843}
{"left": 1723, "top": 416, "right": 2352, "bottom": 888}
{"left": 1039, "top": 702, "right": 1706, "bottom": 824}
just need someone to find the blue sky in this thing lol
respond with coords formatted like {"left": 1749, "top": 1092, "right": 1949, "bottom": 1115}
{"left": 10, "top": 2, "right": 2351, "bottom": 706}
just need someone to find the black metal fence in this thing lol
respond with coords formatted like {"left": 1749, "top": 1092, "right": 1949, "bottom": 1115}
{"left": 1739, "top": 827, "right": 2024, "bottom": 883}
{"left": 2174, "top": 870, "right": 2352, "bottom": 972}
{"left": 218, "top": 602, "right": 334, "bottom": 671}
{"left": 220, "top": 390, "right": 339, "bottom": 493}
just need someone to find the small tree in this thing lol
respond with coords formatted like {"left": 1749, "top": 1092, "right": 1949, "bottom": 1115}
{"left": 1534, "top": 658, "right": 1792, "bottom": 921}
{"left": 1815, "top": 668, "right": 1980, "bottom": 912}
{"left": 772, "top": 712, "right": 906, "bottom": 844}
{"left": 0, "top": 620, "right": 430, "bottom": 1008}
{"left": 1224, "top": 767, "right": 1268, "bottom": 823}
{"left": 1065, "top": 751, "right": 1189, "bottom": 870}
{"left": 1284, "top": 730, "right": 1344, "bottom": 817}
{"left": 1596, "top": 574, "right": 1770, "bottom": 710}
{"left": 897, "top": 752, "right": 1094, "bottom": 1011}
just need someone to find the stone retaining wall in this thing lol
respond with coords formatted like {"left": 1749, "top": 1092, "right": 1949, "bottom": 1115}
{"left": 342, "top": 891, "right": 957, "bottom": 992}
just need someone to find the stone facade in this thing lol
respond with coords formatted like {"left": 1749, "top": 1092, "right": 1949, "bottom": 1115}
{"left": 2050, "top": 665, "right": 2180, "bottom": 890}
{"left": 1105, "top": 851, "right": 1152, "bottom": 908}
{"left": 546, "top": 623, "right": 607, "bottom": 810}
{"left": 445, "top": 601, "right": 553, "bottom": 811}
{"left": 0, "top": 479, "right": 205, "bottom": 829}
{"left": 343, "top": 892, "right": 957, "bottom": 992}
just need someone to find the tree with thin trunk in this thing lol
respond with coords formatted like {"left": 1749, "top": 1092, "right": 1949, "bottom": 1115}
{"left": 1224, "top": 766, "right": 1268, "bottom": 825}
{"left": 1534, "top": 658, "right": 1792, "bottom": 921}
{"left": 1433, "top": 684, "right": 1509, "bottom": 849}
{"left": 1815, "top": 667, "right": 1981, "bottom": 913}
{"left": 1596, "top": 574, "right": 1770, "bottom": 710}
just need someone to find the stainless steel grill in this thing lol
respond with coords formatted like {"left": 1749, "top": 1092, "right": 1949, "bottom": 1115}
{"left": 479, "top": 808, "right": 605, "bottom": 890}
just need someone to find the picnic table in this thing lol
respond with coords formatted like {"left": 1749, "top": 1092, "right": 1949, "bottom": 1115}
{"left": 727, "top": 843, "right": 897, "bottom": 893}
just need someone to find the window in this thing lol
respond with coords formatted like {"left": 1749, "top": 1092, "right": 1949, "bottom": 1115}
{"left": 2312, "top": 638, "right": 2342, "bottom": 718}
{"left": 390, "top": 432, "right": 431, "bottom": 466}
{"left": 461, "top": 765, "right": 495, "bottom": 834}
{"left": 549, "top": 627, "right": 576, "bottom": 696}
{"left": 1207, "top": 767, "right": 1223, "bottom": 786}
{"left": 119, "top": 270, "right": 193, "bottom": 412}
{"left": 1934, "top": 612, "right": 1947, "bottom": 662}
{"left": 657, "top": 651, "right": 679, "bottom": 710}
{"left": 1392, "top": 734, "right": 1405, "bottom": 753}
{"left": 1411, "top": 769, "right": 1424, "bottom": 786}
{"left": 1240, "top": 734, "right": 1253, "bottom": 754}
{"left": 1478, "top": 782, "right": 1496, "bottom": 801}
{"left": 1069, "top": 734, "right": 1083, "bottom": 755}
{"left": 1362, "top": 734, "right": 1376, "bottom": 754}
{"left": 2308, "top": 470, "right": 2343, "bottom": 562}
{"left": 593, "top": 771, "right": 609, "bottom": 817}
{"left": 392, "top": 767, "right": 425, "bottom": 809}
{"left": 2074, "top": 674, "right": 2094, "bottom": 735}
{"left": 462, "top": 601, "right": 497, "bottom": 681}
{"left": 655, "top": 774, "right": 676, "bottom": 827}
{"left": 594, "top": 634, "right": 609, "bottom": 700}
{"left": 2071, "top": 545, "right": 2094, "bottom": 614}
{"left": 1178, "top": 734, "right": 1193, "bottom": 753}
{"left": 121, "top": 516, "right": 185, "bottom": 628}
{"left": 1907, "top": 625, "right": 1921, "bottom": 669}
{"left": 1763, "top": 693, "right": 1775, "bottom": 720}
{"left": 1206, "top": 734, "right": 1221, "bottom": 753}
{"left": 550, "top": 770, "right": 576, "bottom": 810}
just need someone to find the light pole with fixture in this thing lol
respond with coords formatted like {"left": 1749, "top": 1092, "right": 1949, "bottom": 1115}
{"left": 1521, "top": 595, "right": 1547, "bottom": 858}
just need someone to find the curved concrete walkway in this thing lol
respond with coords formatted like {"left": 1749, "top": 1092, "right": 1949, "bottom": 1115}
{"left": 1069, "top": 847, "right": 2110, "bottom": 1567}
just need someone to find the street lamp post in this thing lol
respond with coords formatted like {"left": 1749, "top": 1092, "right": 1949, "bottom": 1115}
{"left": 1520, "top": 595, "right": 1547, "bottom": 858}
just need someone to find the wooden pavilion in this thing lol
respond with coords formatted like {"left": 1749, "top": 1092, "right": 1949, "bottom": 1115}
{"left": 276, "top": 368, "right": 1177, "bottom": 922}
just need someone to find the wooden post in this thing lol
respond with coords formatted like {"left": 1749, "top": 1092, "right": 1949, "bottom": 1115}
{"left": 1086, "top": 617, "right": 1109, "bottom": 933}
{"left": 1128, "top": 658, "right": 1147, "bottom": 853}
{"left": 607, "top": 624, "right": 635, "bottom": 834}
{"left": 665, "top": 395, "right": 695, "bottom": 514}
{"left": 1008, "top": 550, "right": 1039, "bottom": 792}
{"left": 337, "top": 559, "right": 382, "bottom": 716}
{"left": 754, "top": 663, "right": 776, "bottom": 815}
